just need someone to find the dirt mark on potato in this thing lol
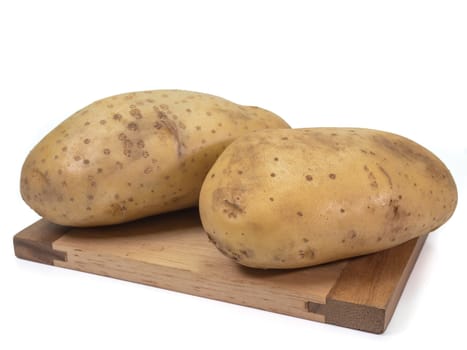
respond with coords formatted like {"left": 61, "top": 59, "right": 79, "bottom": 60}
{"left": 153, "top": 106, "right": 183, "bottom": 157}
{"left": 377, "top": 163, "right": 392, "bottom": 189}
{"left": 212, "top": 187, "right": 247, "bottom": 219}
{"left": 373, "top": 134, "right": 447, "bottom": 180}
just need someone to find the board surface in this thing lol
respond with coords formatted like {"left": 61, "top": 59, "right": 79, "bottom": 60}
{"left": 13, "top": 208, "right": 427, "bottom": 333}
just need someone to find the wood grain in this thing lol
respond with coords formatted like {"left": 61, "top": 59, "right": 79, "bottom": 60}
{"left": 14, "top": 219, "right": 69, "bottom": 265}
{"left": 324, "top": 235, "right": 427, "bottom": 333}
{"left": 13, "top": 208, "right": 427, "bottom": 333}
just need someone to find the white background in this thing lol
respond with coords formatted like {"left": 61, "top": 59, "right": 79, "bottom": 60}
{"left": 1, "top": 0, "right": 466, "bottom": 348}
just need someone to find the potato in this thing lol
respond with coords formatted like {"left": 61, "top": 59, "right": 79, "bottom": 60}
{"left": 199, "top": 128, "right": 457, "bottom": 269}
{"left": 20, "top": 90, "right": 289, "bottom": 226}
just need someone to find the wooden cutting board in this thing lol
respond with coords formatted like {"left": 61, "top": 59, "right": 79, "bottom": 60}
{"left": 13, "top": 208, "right": 426, "bottom": 333}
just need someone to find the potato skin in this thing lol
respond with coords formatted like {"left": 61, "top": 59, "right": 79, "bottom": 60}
{"left": 199, "top": 128, "right": 457, "bottom": 269}
{"left": 20, "top": 90, "right": 289, "bottom": 226}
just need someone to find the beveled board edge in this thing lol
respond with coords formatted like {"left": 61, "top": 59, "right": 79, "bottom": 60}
{"left": 13, "top": 219, "right": 69, "bottom": 265}
{"left": 323, "top": 235, "right": 427, "bottom": 333}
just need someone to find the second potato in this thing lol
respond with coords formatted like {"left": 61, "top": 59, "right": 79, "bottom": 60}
{"left": 199, "top": 128, "right": 457, "bottom": 269}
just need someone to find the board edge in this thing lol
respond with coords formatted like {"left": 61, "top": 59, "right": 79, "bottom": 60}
{"left": 13, "top": 219, "right": 69, "bottom": 265}
{"left": 323, "top": 235, "right": 428, "bottom": 334}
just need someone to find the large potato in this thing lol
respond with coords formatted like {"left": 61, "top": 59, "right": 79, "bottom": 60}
{"left": 20, "top": 90, "right": 289, "bottom": 226}
{"left": 199, "top": 128, "right": 457, "bottom": 269}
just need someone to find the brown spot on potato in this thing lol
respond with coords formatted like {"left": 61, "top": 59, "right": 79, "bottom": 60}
{"left": 153, "top": 121, "right": 163, "bottom": 129}
{"left": 270, "top": 172, "right": 276, "bottom": 177}
{"left": 155, "top": 108, "right": 183, "bottom": 156}
{"left": 83, "top": 159, "right": 90, "bottom": 165}
{"left": 113, "top": 113, "right": 122, "bottom": 121}
{"left": 130, "top": 108, "right": 143, "bottom": 119}
{"left": 269, "top": 197, "right": 274, "bottom": 202}
{"left": 74, "top": 155, "right": 81, "bottom": 161}
{"left": 222, "top": 200, "right": 244, "bottom": 218}
{"left": 123, "top": 139, "right": 133, "bottom": 148}
{"left": 377, "top": 164, "right": 393, "bottom": 189}
{"left": 298, "top": 248, "right": 315, "bottom": 259}
{"left": 305, "top": 175, "right": 313, "bottom": 181}
{"left": 340, "top": 208, "right": 345, "bottom": 213}
{"left": 239, "top": 249, "right": 254, "bottom": 258}
{"left": 297, "top": 211, "right": 303, "bottom": 216}
{"left": 368, "top": 171, "right": 378, "bottom": 188}
{"left": 111, "top": 203, "right": 127, "bottom": 216}
{"left": 127, "top": 122, "right": 138, "bottom": 131}
{"left": 103, "top": 148, "right": 111, "bottom": 155}
{"left": 144, "top": 167, "right": 153, "bottom": 174}
{"left": 329, "top": 173, "right": 336, "bottom": 179}
{"left": 83, "top": 138, "right": 91, "bottom": 144}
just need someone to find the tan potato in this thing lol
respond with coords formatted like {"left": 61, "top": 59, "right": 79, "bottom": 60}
{"left": 20, "top": 90, "right": 289, "bottom": 226}
{"left": 199, "top": 128, "right": 457, "bottom": 269}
